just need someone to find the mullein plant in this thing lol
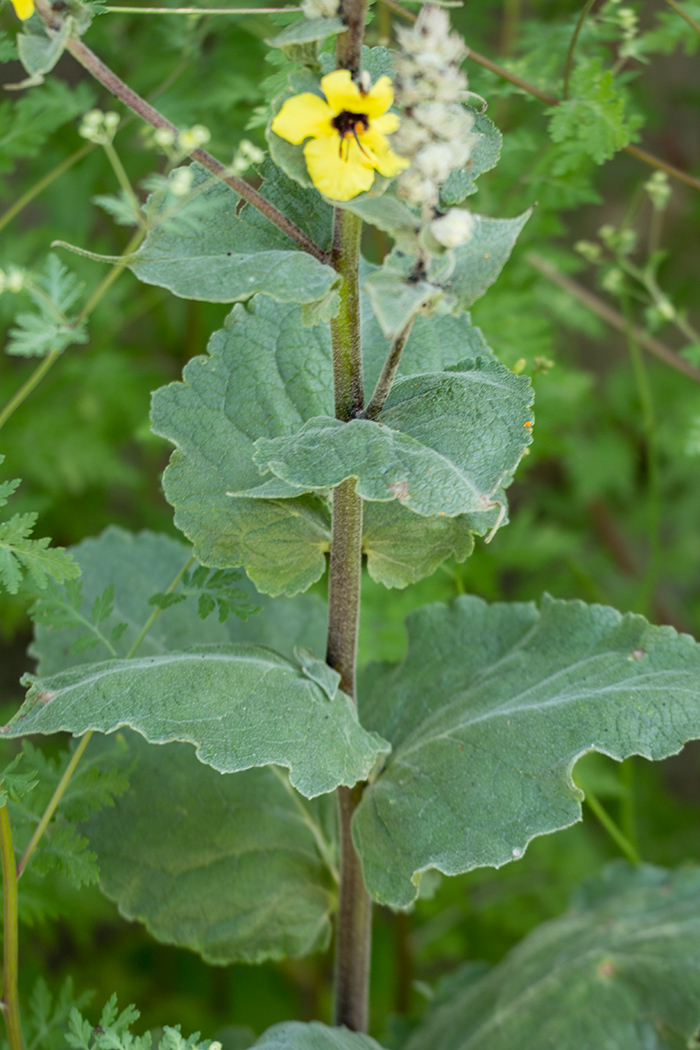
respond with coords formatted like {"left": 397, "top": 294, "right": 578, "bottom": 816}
{"left": 4, "top": 0, "right": 700, "bottom": 1048}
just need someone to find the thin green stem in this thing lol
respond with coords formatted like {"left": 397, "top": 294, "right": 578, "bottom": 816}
{"left": 0, "top": 352, "right": 60, "bottom": 433}
{"left": 620, "top": 292, "right": 661, "bottom": 613}
{"left": 17, "top": 733, "right": 93, "bottom": 879}
{"left": 74, "top": 227, "right": 146, "bottom": 326}
{"left": 0, "top": 806, "right": 24, "bottom": 1050}
{"left": 665, "top": 0, "right": 700, "bottom": 38}
{"left": 563, "top": 0, "right": 597, "bottom": 99}
{"left": 0, "top": 144, "right": 94, "bottom": 236}
{"left": 619, "top": 758, "right": 636, "bottom": 848}
{"left": 126, "top": 555, "right": 195, "bottom": 658}
{"left": 362, "top": 318, "right": 414, "bottom": 420}
{"left": 102, "top": 140, "right": 145, "bottom": 227}
{"left": 581, "top": 783, "right": 641, "bottom": 865}
{"left": 269, "top": 767, "right": 339, "bottom": 883}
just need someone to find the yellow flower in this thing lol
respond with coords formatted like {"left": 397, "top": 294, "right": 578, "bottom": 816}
{"left": 10, "top": 0, "right": 35, "bottom": 18}
{"left": 271, "top": 69, "right": 409, "bottom": 202}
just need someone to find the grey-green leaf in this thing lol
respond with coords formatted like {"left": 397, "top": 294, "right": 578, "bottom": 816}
{"left": 438, "top": 210, "right": 533, "bottom": 313}
{"left": 353, "top": 595, "right": 700, "bottom": 906}
{"left": 83, "top": 734, "right": 336, "bottom": 964}
{"left": 30, "top": 526, "right": 326, "bottom": 675}
{"left": 129, "top": 164, "right": 338, "bottom": 310}
{"left": 150, "top": 298, "right": 334, "bottom": 597}
{"left": 253, "top": 1022, "right": 384, "bottom": 1050}
{"left": 252, "top": 361, "right": 533, "bottom": 518}
{"left": 9, "top": 17, "right": 72, "bottom": 89}
{"left": 440, "top": 111, "right": 503, "bottom": 206}
{"left": 362, "top": 503, "right": 474, "bottom": 589}
{"left": 363, "top": 268, "right": 443, "bottom": 342}
{"left": 5, "top": 643, "right": 389, "bottom": 799}
{"left": 404, "top": 863, "right": 700, "bottom": 1049}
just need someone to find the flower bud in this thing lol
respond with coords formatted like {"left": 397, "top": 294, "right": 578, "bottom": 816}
{"left": 154, "top": 127, "right": 177, "bottom": 148}
{"left": 645, "top": 171, "right": 671, "bottom": 210}
{"left": 430, "top": 208, "right": 476, "bottom": 248}
{"left": 301, "top": 0, "right": 339, "bottom": 16}
{"left": 170, "top": 167, "right": 194, "bottom": 197}
{"left": 6, "top": 267, "right": 25, "bottom": 293}
{"left": 178, "top": 124, "right": 211, "bottom": 151}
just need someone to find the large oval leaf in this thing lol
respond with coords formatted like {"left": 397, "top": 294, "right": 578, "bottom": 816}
{"left": 5, "top": 642, "right": 389, "bottom": 799}
{"left": 354, "top": 595, "right": 700, "bottom": 906}
{"left": 404, "top": 864, "right": 700, "bottom": 1049}
{"left": 83, "top": 735, "right": 337, "bottom": 964}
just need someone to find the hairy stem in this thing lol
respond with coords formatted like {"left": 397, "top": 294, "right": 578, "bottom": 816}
{"left": 0, "top": 806, "right": 24, "bottom": 1050}
{"left": 327, "top": 2, "right": 372, "bottom": 1029}
{"left": 330, "top": 210, "right": 364, "bottom": 419}
{"left": 363, "top": 318, "right": 415, "bottom": 420}
{"left": 32, "top": 0, "right": 328, "bottom": 263}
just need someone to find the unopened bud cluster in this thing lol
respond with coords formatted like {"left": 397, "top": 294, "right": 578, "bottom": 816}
{"left": 79, "top": 109, "right": 120, "bottom": 145}
{"left": 230, "top": 139, "right": 265, "bottom": 176}
{"left": 392, "top": 6, "right": 478, "bottom": 247}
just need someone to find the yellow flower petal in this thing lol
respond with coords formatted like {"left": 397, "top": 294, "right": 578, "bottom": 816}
{"left": 363, "top": 75, "right": 394, "bottom": 119}
{"left": 371, "top": 112, "right": 401, "bottom": 135}
{"left": 11, "top": 0, "right": 34, "bottom": 18}
{"left": 303, "top": 135, "right": 376, "bottom": 201}
{"left": 360, "top": 129, "right": 411, "bottom": 178}
{"left": 320, "top": 69, "right": 365, "bottom": 115}
{"left": 271, "top": 92, "right": 334, "bottom": 145}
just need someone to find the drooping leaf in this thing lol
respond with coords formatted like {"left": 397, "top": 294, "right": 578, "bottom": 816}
{"left": 251, "top": 360, "right": 533, "bottom": 518}
{"left": 362, "top": 502, "right": 475, "bottom": 589}
{"left": 440, "top": 110, "right": 503, "bottom": 206}
{"left": 404, "top": 864, "right": 700, "bottom": 1050}
{"left": 353, "top": 595, "right": 700, "bottom": 906}
{"left": 6, "top": 640, "right": 389, "bottom": 799}
{"left": 83, "top": 734, "right": 336, "bottom": 964}
{"left": 128, "top": 164, "right": 339, "bottom": 313}
{"left": 29, "top": 526, "right": 326, "bottom": 675}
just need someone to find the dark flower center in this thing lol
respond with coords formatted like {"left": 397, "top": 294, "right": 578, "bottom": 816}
{"left": 332, "top": 110, "right": 370, "bottom": 138}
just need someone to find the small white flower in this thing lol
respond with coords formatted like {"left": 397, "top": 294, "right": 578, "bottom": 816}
{"left": 170, "top": 167, "right": 194, "bottom": 197}
{"left": 431, "top": 208, "right": 476, "bottom": 248}
{"left": 178, "top": 124, "right": 211, "bottom": 151}
{"left": 154, "top": 127, "right": 177, "bottom": 148}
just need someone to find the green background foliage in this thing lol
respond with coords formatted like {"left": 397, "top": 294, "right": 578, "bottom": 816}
{"left": 2, "top": 0, "right": 700, "bottom": 1045}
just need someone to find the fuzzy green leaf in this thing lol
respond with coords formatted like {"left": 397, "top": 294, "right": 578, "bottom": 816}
{"left": 440, "top": 110, "right": 503, "bottom": 206}
{"left": 11, "top": 17, "right": 73, "bottom": 88}
{"left": 354, "top": 595, "right": 700, "bottom": 906}
{"left": 251, "top": 361, "right": 533, "bottom": 518}
{"left": 129, "top": 164, "right": 339, "bottom": 312}
{"left": 438, "top": 209, "right": 533, "bottom": 313}
{"left": 6, "top": 642, "right": 389, "bottom": 798}
{"left": 404, "top": 864, "right": 700, "bottom": 1049}
{"left": 546, "top": 59, "right": 643, "bottom": 173}
{"left": 83, "top": 734, "right": 336, "bottom": 964}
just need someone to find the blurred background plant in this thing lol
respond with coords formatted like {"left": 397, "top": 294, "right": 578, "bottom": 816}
{"left": 1, "top": 0, "right": 700, "bottom": 1042}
